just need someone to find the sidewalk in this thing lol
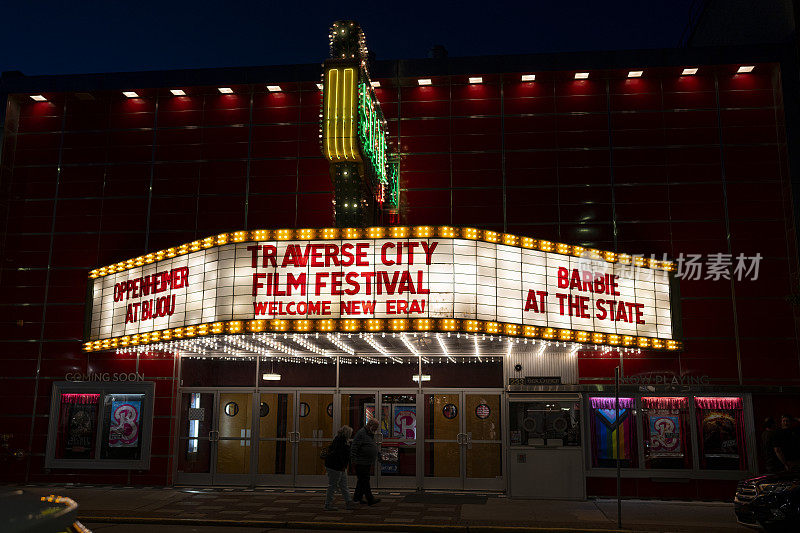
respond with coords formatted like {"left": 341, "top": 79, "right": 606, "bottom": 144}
{"left": 7, "top": 484, "right": 748, "bottom": 532}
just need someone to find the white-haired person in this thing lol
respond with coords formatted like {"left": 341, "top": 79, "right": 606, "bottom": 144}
{"left": 323, "top": 425, "right": 356, "bottom": 511}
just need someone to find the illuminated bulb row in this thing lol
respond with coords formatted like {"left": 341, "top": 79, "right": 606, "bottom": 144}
{"left": 290, "top": 334, "right": 329, "bottom": 356}
{"left": 88, "top": 227, "right": 675, "bottom": 279}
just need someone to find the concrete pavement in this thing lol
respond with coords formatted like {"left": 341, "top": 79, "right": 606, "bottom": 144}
{"left": 7, "top": 484, "right": 749, "bottom": 532}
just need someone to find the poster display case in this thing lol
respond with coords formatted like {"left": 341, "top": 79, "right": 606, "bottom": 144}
{"left": 45, "top": 381, "right": 155, "bottom": 470}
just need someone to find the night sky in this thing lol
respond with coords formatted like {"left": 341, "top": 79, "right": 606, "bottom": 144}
{"left": 2, "top": 1, "right": 697, "bottom": 76}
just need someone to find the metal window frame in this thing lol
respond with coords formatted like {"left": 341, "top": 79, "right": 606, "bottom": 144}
{"left": 45, "top": 380, "right": 155, "bottom": 470}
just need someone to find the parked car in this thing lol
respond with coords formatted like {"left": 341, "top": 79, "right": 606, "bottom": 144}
{"left": 1, "top": 489, "right": 90, "bottom": 533}
{"left": 735, "top": 470, "right": 800, "bottom": 531}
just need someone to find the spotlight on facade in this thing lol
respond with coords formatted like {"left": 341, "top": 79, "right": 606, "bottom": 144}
{"left": 521, "top": 74, "right": 536, "bottom": 82}
{"left": 681, "top": 68, "right": 698, "bottom": 76}
{"left": 316, "top": 83, "right": 323, "bottom": 89}
{"left": 469, "top": 77, "right": 483, "bottom": 84}
{"left": 218, "top": 87, "right": 234, "bottom": 94}
{"left": 417, "top": 78, "right": 432, "bottom": 86}
{"left": 737, "top": 65, "right": 754, "bottom": 73}
{"left": 30, "top": 95, "right": 47, "bottom": 101}
{"left": 574, "top": 72, "right": 589, "bottom": 80}
{"left": 412, "top": 374, "right": 431, "bottom": 382}
{"left": 170, "top": 89, "right": 186, "bottom": 96}
{"left": 371, "top": 81, "right": 381, "bottom": 87}
{"left": 122, "top": 91, "right": 139, "bottom": 98}
{"left": 267, "top": 85, "right": 282, "bottom": 92}
{"left": 262, "top": 373, "right": 282, "bottom": 381}
{"left": 628, "top": 70, "right": 643, "bottom": 78}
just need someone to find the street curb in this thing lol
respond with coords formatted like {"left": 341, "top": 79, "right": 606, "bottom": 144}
{"left": 78, "top": 515, "right": 633, "bottom": 532}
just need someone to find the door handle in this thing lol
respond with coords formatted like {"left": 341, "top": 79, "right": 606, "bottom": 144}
{"left": 456, "top": 433, "right": 464, "bottom": 445}
{"left": 209, "top": 430, "right": 219, "bottom": 442}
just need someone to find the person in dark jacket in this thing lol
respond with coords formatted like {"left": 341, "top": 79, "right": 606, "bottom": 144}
{"left": 351, "top": 418, "right": 381, "bottom": 506}
{"left": 324, "top": 425, "right": 355, "bottom": 511}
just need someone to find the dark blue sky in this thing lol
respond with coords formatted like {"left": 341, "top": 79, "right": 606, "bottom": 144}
{"left": 2, "top": 1, "right": 698, "bottom": 75}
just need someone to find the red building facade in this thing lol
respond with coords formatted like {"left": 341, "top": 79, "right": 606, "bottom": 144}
{"left": 1, "top": 47, "right": 799, "bottom": 498}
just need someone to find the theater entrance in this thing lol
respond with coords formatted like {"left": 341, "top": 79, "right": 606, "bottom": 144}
{"left": 175, "top": 388, "right": 503, "bottom": 490}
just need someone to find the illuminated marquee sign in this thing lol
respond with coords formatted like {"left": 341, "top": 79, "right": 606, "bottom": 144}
{"left": 85, "top": 227, "right": 679, "bottom": 352}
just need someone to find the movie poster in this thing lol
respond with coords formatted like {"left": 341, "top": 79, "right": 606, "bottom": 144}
{"left": 701, "top": 410, "right": 739, "bottom": 458}
{"left": 62, "top": 399, "right": 99, "bottom": 458}
{"left": 109, "top": 400, "right": 141, "bottom": 447}
{"left": 392, "top": 404, "right": 416, "bottom": 440}
{"left": 647, "top": 410, "right": 682, "bottom": 458}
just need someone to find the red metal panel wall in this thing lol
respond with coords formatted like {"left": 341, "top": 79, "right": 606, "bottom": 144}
{"left": 0, "top": 62, "right": 797, "bottom": 485}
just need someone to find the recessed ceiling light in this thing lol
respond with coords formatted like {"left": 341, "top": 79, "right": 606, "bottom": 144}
{"left": 170, "top": 89, "right": 186, "bottom": 96}
{"left": 628, "top": 70, "right": 643, "bottom": 78}
{"left": 417, "top": 78, "right": 432, "bottom": 86}
{"left": 262, "top": 373, "right": 281, "bottom": 381}
{"left": 521, "top": 74, "right": 536, "bottom": 82}
{"left": 30, "top": 95, "right": 47, "bottom": 101}
{"left": 371, "top": 81, "right": 381, "bottom": 88}
{"left": 122, "top": 91, "right": 139, "bottom": 98}
{"left": 574, "top": 72, "right": 589, "bottom": 80}
{"left": 218, "top": 87, "right": 233, "bottom": 94}
{"left": 681, "top": 68, "right": 698, "bottom": 76}
{"left": 737, "top": 65, "right": 754, "bottom": 73}
{"left": 469, "top": 77, "right": 482, "bottom": 84}
{"left": 267, "top": 85, "right": 282, "bottom": 92}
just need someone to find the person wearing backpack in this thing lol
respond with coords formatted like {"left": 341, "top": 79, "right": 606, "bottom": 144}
{"left": 323, "top": 425, "right": 356, "bottom": 511}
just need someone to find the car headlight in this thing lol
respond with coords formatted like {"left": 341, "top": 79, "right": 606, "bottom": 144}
{"left": 758, "top": 481, "right": 795, "bottom": 494}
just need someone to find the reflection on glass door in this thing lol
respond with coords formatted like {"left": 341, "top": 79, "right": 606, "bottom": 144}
{"left": 422, "top": 391, "right": 503, "bottom": 490}
{"left": 176, "top": 391, "right": 214, "bottom": 485}
{"left": 216, "top": 392, "right": 252, "bottom": 483}
{"left": 464, "top": 393, "right": 503, "bottom": 489}
{"left": 296, "top": 392, "right": 333, "bottom": 485}
{"left": 257, "top": 392, "right": 293, "bottom": 484}
{"left": 377, "top": 393, "right": 417, "bottom": 487}
{"left": 423, "top": 393, "right": 462, "bottom": 488}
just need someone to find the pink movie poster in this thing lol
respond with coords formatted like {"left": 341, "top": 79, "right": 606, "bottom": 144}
{"left": 109, "top": 400, "right": 141, "bottom": 447}
{"left": 647, "top": 411, "right": 682, "bottom": 458}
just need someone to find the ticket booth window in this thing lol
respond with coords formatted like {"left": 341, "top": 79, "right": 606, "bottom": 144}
{"left": 589, "top": 397, "right": 638, "bottom": 468}
{"left": 509, "top": 400, "right": 581, "bottom": 447}
{"left": 695, "top": 397, "right": 747, "bottom": 470}
{"left": 641, "top": 397, "right": 692, "bottom": 469}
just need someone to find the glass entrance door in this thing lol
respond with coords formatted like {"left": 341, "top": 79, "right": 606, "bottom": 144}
{"left": 176, "top": 390, "right": 254, "bottom": 485}
{"left": 377, "top": 393, "right": 418, "bottom": 488}
{"left": 422, "top": 391, "right": 503, "bottom": 490}
{"left": 176, "top": 391, "right": 215, "bottom": 485}
{"left": 295, "top": 392, "right": 334, "bottom": 486}
{"left": 256, "top": 392, "right": 294, "bottom": 485}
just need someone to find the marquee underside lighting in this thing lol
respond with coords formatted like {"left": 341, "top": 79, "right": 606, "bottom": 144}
{"left": 106, "top": 331, "right": 652, "bottom": 359}
{"left": 85, "top": 317, "right": 680, "bottom": 352}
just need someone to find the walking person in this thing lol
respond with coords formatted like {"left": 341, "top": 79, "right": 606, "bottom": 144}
{"left": 351, "top": 418, "right": 381, "bottom": 506}
{"left": 323, "top": 425, "right": 356, "bottom": 511}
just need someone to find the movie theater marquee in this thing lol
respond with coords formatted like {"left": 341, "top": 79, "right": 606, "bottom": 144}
{"left": 88, "top": 232, "right": 675, "bottom": 344}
